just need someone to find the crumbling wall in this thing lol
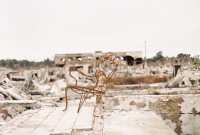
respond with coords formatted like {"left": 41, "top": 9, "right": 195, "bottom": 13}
{"left": 149, "top": 96, "right": 183, "bottom": 134}
{"left": 103, "top": 93, "right": 200, "bottom": 135}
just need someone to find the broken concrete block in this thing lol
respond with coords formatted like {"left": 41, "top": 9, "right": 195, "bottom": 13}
{"left": 0, "top": 100, "right": 38, "bottom": 111}
{"left": 57, "top": 79, "right": 67, "bottom": 90}
{"left": 2, "top": 107, "right": 17, "bottom": 119}
{"left": 0, "top": 87, "right": 8, "bottom": 97}
{"left": 0, "top": 113, "right": 5, "bottom": 122}
{"left": 10, "top": 76, "right": 25, "bottom": 81}
{"left": 6, "top": 88, "right": 23, "bottom": 100}
{"left": 50, "top": 84, "right": 59, "bottom": 93}
{"left": 166, "top": 70, "right": 200, "bottom": 88}
{"left": 28, "top": 90, "right": 43, "bottom": 95}
{"left": 0, "top": 108, "right": 10, "bottom": 120}
{"left": 0, "top": 94, "right": 5, "bottom": 101}
{"left": 50, "top": 84, "right": 62, "bottom": 96}
{"left": 20, "top": 79, "right": 35, "bottom": 92}
{"left": 5, "top": 116, "right": 11, "bottom": 121}
{"left": 39, "top": 97, "right": 61, "bottom": 103}
{"left": 38, "top": 84, "right": 51, "bottom": 92}
{"left": 182, "top": 76, "right": 192, "bottom": 87}
{"left": 166, "top": 73, "right": 184, "bottom": 88}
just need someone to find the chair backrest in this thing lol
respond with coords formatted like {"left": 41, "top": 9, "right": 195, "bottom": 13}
{"left": 67, "top": 52, "right": 118, "bottom": 94}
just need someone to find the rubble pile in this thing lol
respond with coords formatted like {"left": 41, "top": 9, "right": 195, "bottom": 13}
{"left": 149, "top": 65, "right": 173, "bottom": 75}
{"left": 0, "top": 68, "right": 69, "bottom": 124}
{"left": 0, "top": 106, "right": 26, "bottom": 123}
{"left": 116, "top": 64, "right": 173, "bottom": 77}
{"left": 0, "top": 74, "right": 30, "bottom": 100}
{"left": 166, "top": 70, "right": 200, "bottom": 88}
{"left": 0, "top": 73, "right": 31, "bottom": 124}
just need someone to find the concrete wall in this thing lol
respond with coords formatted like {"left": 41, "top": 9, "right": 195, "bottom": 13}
{"left": 103, "top": 92, "right": 200, "bottom": 135}
{"left": 54, "top": 51, "right": 143, "bottom": 67}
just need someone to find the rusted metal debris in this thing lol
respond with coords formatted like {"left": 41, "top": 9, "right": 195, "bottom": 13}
{"left": 63, "top": 52, "right": 118, "bottom": 113}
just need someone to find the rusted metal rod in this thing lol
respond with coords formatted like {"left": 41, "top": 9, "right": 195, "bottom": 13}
{"left": 63, "top": 52, "right": 118, "bottom": 113}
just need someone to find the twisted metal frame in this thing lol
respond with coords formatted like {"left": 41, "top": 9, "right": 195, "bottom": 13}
{"left": 63, "top": 52, "right": 118, "bottom": 112}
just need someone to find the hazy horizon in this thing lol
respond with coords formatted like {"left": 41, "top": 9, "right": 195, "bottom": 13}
{"left": 0, "top": 0, "right": 200, "bottom": 61}
{"left": 0, "top": 50, "right": 198, "bottom": 62}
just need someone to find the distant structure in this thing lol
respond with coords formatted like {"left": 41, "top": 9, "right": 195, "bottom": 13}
{"left": 173, "top": 59, "right": 182, "bottom": 77}
{"left": 54, "top": 51, "right": 143, "bottom": 74}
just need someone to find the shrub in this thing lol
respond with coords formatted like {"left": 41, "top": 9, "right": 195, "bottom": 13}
{"left": 105, "top": 75, "right": 170, "bottom": 85}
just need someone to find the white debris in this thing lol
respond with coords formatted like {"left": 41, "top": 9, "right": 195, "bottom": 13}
{"left": 50, "top": 84, "right": 60, "bottom": 95}
{"left": 57, "top": 79, "right": 67, "bottom": 90}
{"left": 166, "top": 71, "right": 200, "bottom": 88}
{"left": 38, "top": 84, "right": 51, "bottom": 93}
{"left": 0, "top": 93, "right": 5, "bottom": 100}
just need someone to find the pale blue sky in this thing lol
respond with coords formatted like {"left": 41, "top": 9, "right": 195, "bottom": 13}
{"left": 0, "top": 0, "right": 200, "bottom": 61}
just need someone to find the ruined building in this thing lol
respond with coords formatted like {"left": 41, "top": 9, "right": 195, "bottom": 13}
{"left": 54, "top": 51, "right": 143, "bottom": 74}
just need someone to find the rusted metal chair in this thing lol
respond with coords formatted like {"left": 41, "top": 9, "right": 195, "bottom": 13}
{"left": 63, "top": 52, "right": 118, "bottom": 113}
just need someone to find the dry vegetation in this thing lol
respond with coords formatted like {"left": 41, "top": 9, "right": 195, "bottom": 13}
{"left": 105, "top": 75, "right": 170, "bottom": 85}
